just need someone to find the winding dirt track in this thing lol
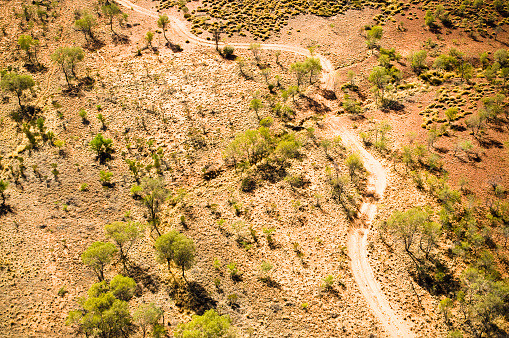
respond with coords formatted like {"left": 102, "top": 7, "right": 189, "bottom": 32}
{"left": 116, "top": 1, "right": 413, "bottom": 336}
{"left": 329, "top": 117, "right": 414, "bottom": 337}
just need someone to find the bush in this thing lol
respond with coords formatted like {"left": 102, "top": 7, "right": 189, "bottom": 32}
{"left": 89, "top": 133, "right": 113, "bottom": 162}
{"left": 99, "top": 170, "right": 113, "bottom": 185}
{"left": 222, "top": 45, "right": 235, "bottom": 58}
{"left": 174, "top": 309, "right": 235, "bottom": 338}
{"left": 240, "top": 175, "right": 257, "bottom": 192}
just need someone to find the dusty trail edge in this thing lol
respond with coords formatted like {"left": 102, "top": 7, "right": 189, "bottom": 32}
{"left": 116, "top": 1, "right": 415, "bottom": 336}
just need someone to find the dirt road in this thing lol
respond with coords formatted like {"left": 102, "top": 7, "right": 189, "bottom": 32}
{"left": 329, "top": 117, "right": 415, "bottom": 337}
{"left": 116, "top": 1, "right": 413, "bottom": 336}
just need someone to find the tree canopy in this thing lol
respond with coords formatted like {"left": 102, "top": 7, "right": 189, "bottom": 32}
{"left": 0, "top": 72, "right": 35, "bottom": 108}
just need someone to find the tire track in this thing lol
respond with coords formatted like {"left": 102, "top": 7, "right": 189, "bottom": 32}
{"left": 115, "top": 1, "right": 413, "bottom": 336}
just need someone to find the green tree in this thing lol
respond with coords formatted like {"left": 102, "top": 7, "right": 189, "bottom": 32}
{"left": 51, "top": 46, "right": 85, "bottom": 86}
{"left": 424, "top": 10, "right": 436, "bottom": 29}
{"left": 74, "top": 10, "right": 97, "bottom": 42}
{"left": 408, "top": 50, "right": 427, "bottom": 73}
{"left": 458, "top": 62, "right": 473, "bottom": 82}
{"left": 173, "top": 234, "right": 196, "bottom": 282}
{"left": 345, "top": 153, "right": 364, "bottom": 181}
{"left": 444, "top": 107, "right": 458, "bottom": 123}
{"left": 66, "top": 276, "right": 134, "bottom": 337}
{"left": 494, "top": 48, "right": 508, "bottom": 66}
{"left": 459, "top": 267, "right": 509, "bottom": 336}
{"left": 366, "top": 25, "right": 383, "bottom": 49}
{"left": 105, "top": 221, "right": 139, "bottom": 270}
{"left": 386, "top": 207, "right": 431, "bottom": 265}
{"left": 81, "top": 242, "right": 118, "bottom": 281}
{"left": 157, "top": 14, "right": 170, "bottom": 45}
{"left": 222, "top": 45, "right": 235, "bottom": 58}
{"left": 155, "top": 231, "right": 195, "bottom": 282}
{"left": 481, "top": 94, "right": 505, "bottom": 121}
{"left": 101, "top": 3, "right": 121, "bottom": 36}
{"left": 305, "top": 56, "right": 322, "bottom": 84}
{"left": 433, "top": 54, "right": 458, "bottom": 71}
{"left": 290, "top": 61, "right": 308, "bottom": 89}
{"left": 155, "top": 230, "right": 179, "bottom": 273}
{"left": 0, "top": 72, "right": 35, "bottom": 109}
{"left": 133, "top": 303, "right": 164, "bottom": 338}
{"left": 89, "top": 133, "right": 113, "bottom": 163}
{"left": 109, "top": 274, "right": 136, "bottom": 301}
{"left": 18, "top": 34, "right": 40, "bottom": 65}
{"left": 175, "top": 309, "right": 235, "bottom": 338}
{"left": 145, "top": 31, "right": 154, "bottom": 48}
{"left": 274, "top": 135, "right": 301, "bottom": 165}
{"left": 368, "top": 66, "right": 391, "bottom": 105}
{"left": 249, "top": 97, "right": 263, "bottom": 121}
{"left": 0, "top": 180, "right": 8, "bottom": 207}
{"left": 140, "top": 177, "right": 168, "bottom": 236}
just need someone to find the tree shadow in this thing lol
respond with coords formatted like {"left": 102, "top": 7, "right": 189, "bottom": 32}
{"left": 257, "top": 161, "right": 287, "bottom": 183}
{"left": 320, "top": 89, "right": 337, "bottom": 100}
{"left": 479, "top": 137, "right": 503, "bottom": 149}
{"left": 10, "top": 105, "right": 42, "bottom": 124}
{"left": 126, "top": 265, "right": 161, "bottom": 294}
{"left": 301, "top": 95, "right": 331, "bottom": 114}
{"left": 85, "top": 39, "right": 105, "bottom": 51}
{"left": 62, "top": 76, "right": 96, "bottom": 96}
{"left": 24, "top": 63, "right": 47, "bottom": 73}
{"left": 170, "top": 280, "right": 217, "bottom": 315}
{"left": 410, "top": 261, "right": 460, "bottom": 296}
{"left": 259, "top": 276, "right": 281, "bottom": 289}
{"left": 381, "top": 100, "right": 405, "bottom": 112}
{"left": 112, "top": 34, "right": 130, "bottom": 45}
{"left": 168, "top": 42, "right": 183, "bottom": 52}
{"left": 0, "top": 204, "right": 13, "bottom": 216}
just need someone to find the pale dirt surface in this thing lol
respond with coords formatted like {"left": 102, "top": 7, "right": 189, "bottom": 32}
{"left": 329, "top": 116, "right": 415, "bottom": 338}
{"left": 115, "top": 2, "right": 419, "bottom": 336}
{"left": 4, "top": 0, "right": 505, "bottom": 336}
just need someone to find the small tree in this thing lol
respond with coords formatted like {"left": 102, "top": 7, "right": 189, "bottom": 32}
{"left": 89, "top": 133, "right": 113, "bottom": 162}
{"left": 102, "top": 3, "right": 121, "bottom": 36}
{"left": 157, "top": 14, "right": 170, "bottom": 45}
{"left": 51, "top": 46, "right": 85, "bottom": 86}
{"left": 386, "top": 207, "right": 430, "bottom": 265}
{"left": 494, "top": 48, "right": 508, "bottom": 67}
{"left": 305, "top": 57, "right": 322, "bottom": 84}
{"left": 81, "top": 241, "right": 118, "bottom": 281}
{"left": 290, "top": 61, "right": 308, "bottom": 89}
{"left": 140, "top": 177, "right": 168, "bottom": 236}
{"left": 145, "top": 31, "right": 154, "bottom": 48}
{"left": 368, "top": 66, "right": 390, "bottom": 105}
{"left": 105, "top": 221, "right": 139, "bottom": 270}
{"left": 444, "top": 107, "right": 458, "bottom": 123}
{"left": 74, "top": 10, "right": 97, "bottom": 42}
{"left": 424, "top": 10, "right": 436, "bottom": 29}
{"left": 366, "top": 25, "right": 383, "bottom": 49}
{"left": 18, "top": 34, "right": 40, "bottom": 65}
{"left": 66, "top": 276, "right": 134, "bottom": 336}
{"left": 222, "top": 45, "right": 235, "bottom": 59}
{"left": 173, "top": 234, "right": 196, "bottom": 282}
{"left": 133, "top": 303, "right": 164, "bottom": 338}
{"left": 249, "top": 43, "right": 262, "bottom": 63}
{"left": 345, "top": 153, "right": 364, "bottom": 181}
{"left": 0, "top": 72, "right": 35, "bottom": 109}
{"left": 408, "top": 50, "right": 427, "bottom": 74}
{"left": 155, "top": 230, "right": 179, "bottom": 273}
{"left": 174, "top": 309, "right": 235, "bottom": 338}
{"left": 250, "top": 97, "right": 263, "bottom": 121}
{"left": 109, "top": 274, "right": 137, "bottom": 301}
